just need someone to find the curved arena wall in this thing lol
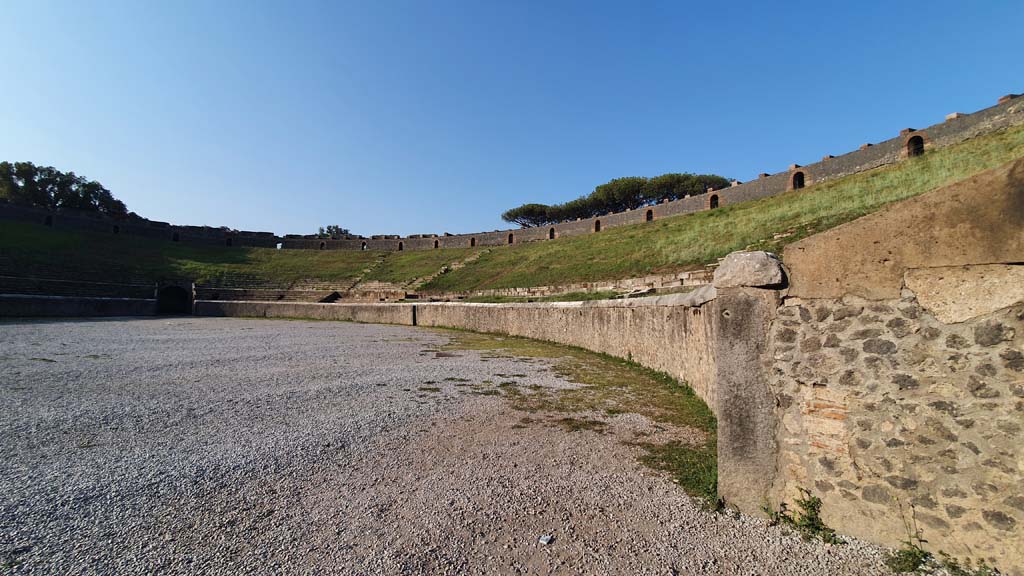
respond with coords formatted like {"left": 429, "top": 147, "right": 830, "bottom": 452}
{"left": 3, "top": 94, "right": 1022, "bottom": 251}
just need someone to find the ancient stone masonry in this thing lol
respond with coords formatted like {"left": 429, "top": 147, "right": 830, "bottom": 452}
{"left": 767, "top": 292, "right": 1023, "bottom": 572}
{"left": 2, "top": 93, "right": 1022, "bottom": 251}
{"left": 760, "top": 158, "right": 1024, "bottom": 573}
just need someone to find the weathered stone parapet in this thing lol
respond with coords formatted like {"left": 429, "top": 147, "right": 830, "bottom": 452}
{"left": 713, "top": 287, "right": 782, "bottom": 513}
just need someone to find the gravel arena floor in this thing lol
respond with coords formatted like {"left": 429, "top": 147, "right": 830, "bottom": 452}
{"left": 0, "top": 317, "right": 894, "bottom": 575}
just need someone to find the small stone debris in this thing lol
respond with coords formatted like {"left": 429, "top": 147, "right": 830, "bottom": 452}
{"left": 538, "top": 534, "right": 554, "bottom": 545}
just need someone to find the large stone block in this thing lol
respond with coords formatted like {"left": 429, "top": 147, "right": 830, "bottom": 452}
{"left": 712, "top": 251, "right": 785, "bottom": 288}
{"left": 906, "top": 264, "right": 1024, "bottom": 324}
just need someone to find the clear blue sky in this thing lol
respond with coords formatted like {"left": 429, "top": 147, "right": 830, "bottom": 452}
{"left": 1, "top": 1, "right": 1021, "bottom": 236}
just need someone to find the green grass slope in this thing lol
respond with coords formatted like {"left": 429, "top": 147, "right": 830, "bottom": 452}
{"left": 2, "top": 123, "right": 1022, "bottom": 290}
{"left": 424, "top": 124, "right": 1024, "bottom": 291}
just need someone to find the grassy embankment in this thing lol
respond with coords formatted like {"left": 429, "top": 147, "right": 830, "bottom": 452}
{"left": 2, "top": 123, "right": 1022, "bottom": 290}
{"left": 424, "top": 123, "right": 1024, "bottom": 291}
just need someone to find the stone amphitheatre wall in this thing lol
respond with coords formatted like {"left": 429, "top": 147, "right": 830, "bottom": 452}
{"left": 190, "top": 158, "right": 1024, "bottom": 572}
{"left": 193, "top": 294, "right": 721, "bottom": 407}
{"left": 760, "top": 158, "right": 1024, "bottom": 572}
{"left": 0, "top": 294, "right": 158, "bottom": 317}
{"left": 2, "top": 94, "right": 1022, "bottom": 252}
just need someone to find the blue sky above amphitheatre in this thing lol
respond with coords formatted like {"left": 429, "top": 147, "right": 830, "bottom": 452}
{"left": 1, "top": 1, "right": 1021, "bottom": 237}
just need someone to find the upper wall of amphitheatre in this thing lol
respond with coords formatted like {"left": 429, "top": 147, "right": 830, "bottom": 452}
{"left": 2, "top": 93, "right": 1021, "bottom": 251}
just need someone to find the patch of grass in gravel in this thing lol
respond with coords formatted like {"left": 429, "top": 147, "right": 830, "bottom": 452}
{"left": 438, "top": 328, "right": 718, "bottom": 503}
{"left": 556, "top": 417, "right": 609, "bottom": 433}
{"left": 634, "top": 441, "right": 717, "bottom": 504}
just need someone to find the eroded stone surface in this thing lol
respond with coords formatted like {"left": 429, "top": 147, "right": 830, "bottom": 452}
{"left": 906, "top": 264, "right": 1024, "bottom": 324}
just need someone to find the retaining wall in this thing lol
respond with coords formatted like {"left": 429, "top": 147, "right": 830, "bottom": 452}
{"left": 193, "top": 295, "right": 720, "bottom": 408}
{"left": 765, "top": 159, "right": 1024, "bottom": 573}
{"left": 191, "top": 290, "right": 781, "bottom": 515}
{"left": 193, "top": 300, "right": 415, "bottom": 325}
{"left": 415, "top": 297, "right": 719, "bottom": 408}
{"left": 0, "top": 295, "right": 158, "bottom": 317}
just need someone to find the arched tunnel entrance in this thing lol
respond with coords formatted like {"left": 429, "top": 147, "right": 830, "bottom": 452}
{"left": 157, "top": 285, "right": 192, "bottom": 315}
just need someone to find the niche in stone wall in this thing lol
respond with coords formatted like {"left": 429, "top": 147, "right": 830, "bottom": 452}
{"left": 319, "top": 241, "right": 325, "bottom": 250}
{"left": 398, "top": 241, "right": 404, "bottom": 251}
{"left": 594, "top": 219, "right": 601, "bottom": 232}
{"left": 112, "top": 225, "right": 120, "bottom": 235}
{"left": 226, "top": 238, "right": 233, "bottom": 247}
{"left": 791, "top": 171, "right": 806, "bottom": 190}
{"left": 645, "top": 209, "right": 654, "bottom": 222}
{"left": 434, "top": 239, "right": 439, "bottom": 249}
{"left": 709, "top": 195, "right": 719, "bottom": 209}
{"left": 172, "top": 232, "right": 180, "bottom": 242}
{"left": 361, "top": 241, "right": 367, "bottom": 250}
{"left": 548, "top": 227, "right": 555, "bottom": 240}
{"left": 470, "top": 237, "right": 476, "bottom": 247}
{"left": 907, "top": 134, "right": 925, "bottom": 158}
{"left": 508, "top": 233, "right": 514, "bottom": 245}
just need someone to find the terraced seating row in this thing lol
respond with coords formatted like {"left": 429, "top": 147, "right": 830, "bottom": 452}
{"left": 193, "top": 287, "right": 337, "bottom": 302}
{"left": 0, "top": 257, "right": 154, "bottom": 286}
{"left": 0, "top": 275, "right": 155, "bottom": 299}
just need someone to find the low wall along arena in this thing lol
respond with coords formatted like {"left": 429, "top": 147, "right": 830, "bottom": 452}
{"left": 3, "top": 101, "right": 1023, "bottom": 571}
{"left": 190, "top": 158, "right": 1024, "bottom": 573}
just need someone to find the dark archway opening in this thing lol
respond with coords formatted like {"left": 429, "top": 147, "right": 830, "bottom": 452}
{"left": 470, "top": 238, "right": 476, "bottom": 247}
{"left": 361, "top": 241, "right": 367, "bottom": 250}
{"left": 594, "top": 219, "right": 601, "bottom": 233}
{"left": 44, "top": 215, "right": 53, "bottom": 227}
{"left": 172, "top": 232, "right": 180, "bottom": 242}
{"left": 398, "top": 241, "right": 404, "bottom": 251}
{"left": 548, "top": 228, "right": 555, "bottom": 240}
{"left": 112, "top": 225, "right": 120, "bottom": 235}
{"left": 907, "top": 135, "right": 925, "bottom": 158}
{"left": 645, "top": 209, "right": 654, "bottom": 222}
{"left": 319, "top": 241, "right": 326, "bottom": 250}
{"left": 433, "top": 239, "right": 439, "bottom": 249}
{"left": 507, "top": 233, "right": 514, "bottom": 245}
{"left": 225, "top": 238, "right": 233, "bottom": 247}
{"left": 709, "top": 194, "right": 720, "bottom": 209}
{"left": 791, "top": 171, "right": 805, "bottom": 190}
{"left": 157, "top": 286, "right": 191, "bottom": 315}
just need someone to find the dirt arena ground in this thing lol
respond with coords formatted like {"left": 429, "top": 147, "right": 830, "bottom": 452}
{"left": 0, "top": 317, "right": 892, "bottom": 575}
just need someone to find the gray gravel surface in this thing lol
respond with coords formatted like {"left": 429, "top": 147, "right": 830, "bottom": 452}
{"left": 0, "top": 317, "right": 893, "bottom": 574}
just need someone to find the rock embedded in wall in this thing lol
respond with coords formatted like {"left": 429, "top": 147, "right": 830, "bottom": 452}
{"left": 712, "top": 251, "right": 785, "bottom": 288}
